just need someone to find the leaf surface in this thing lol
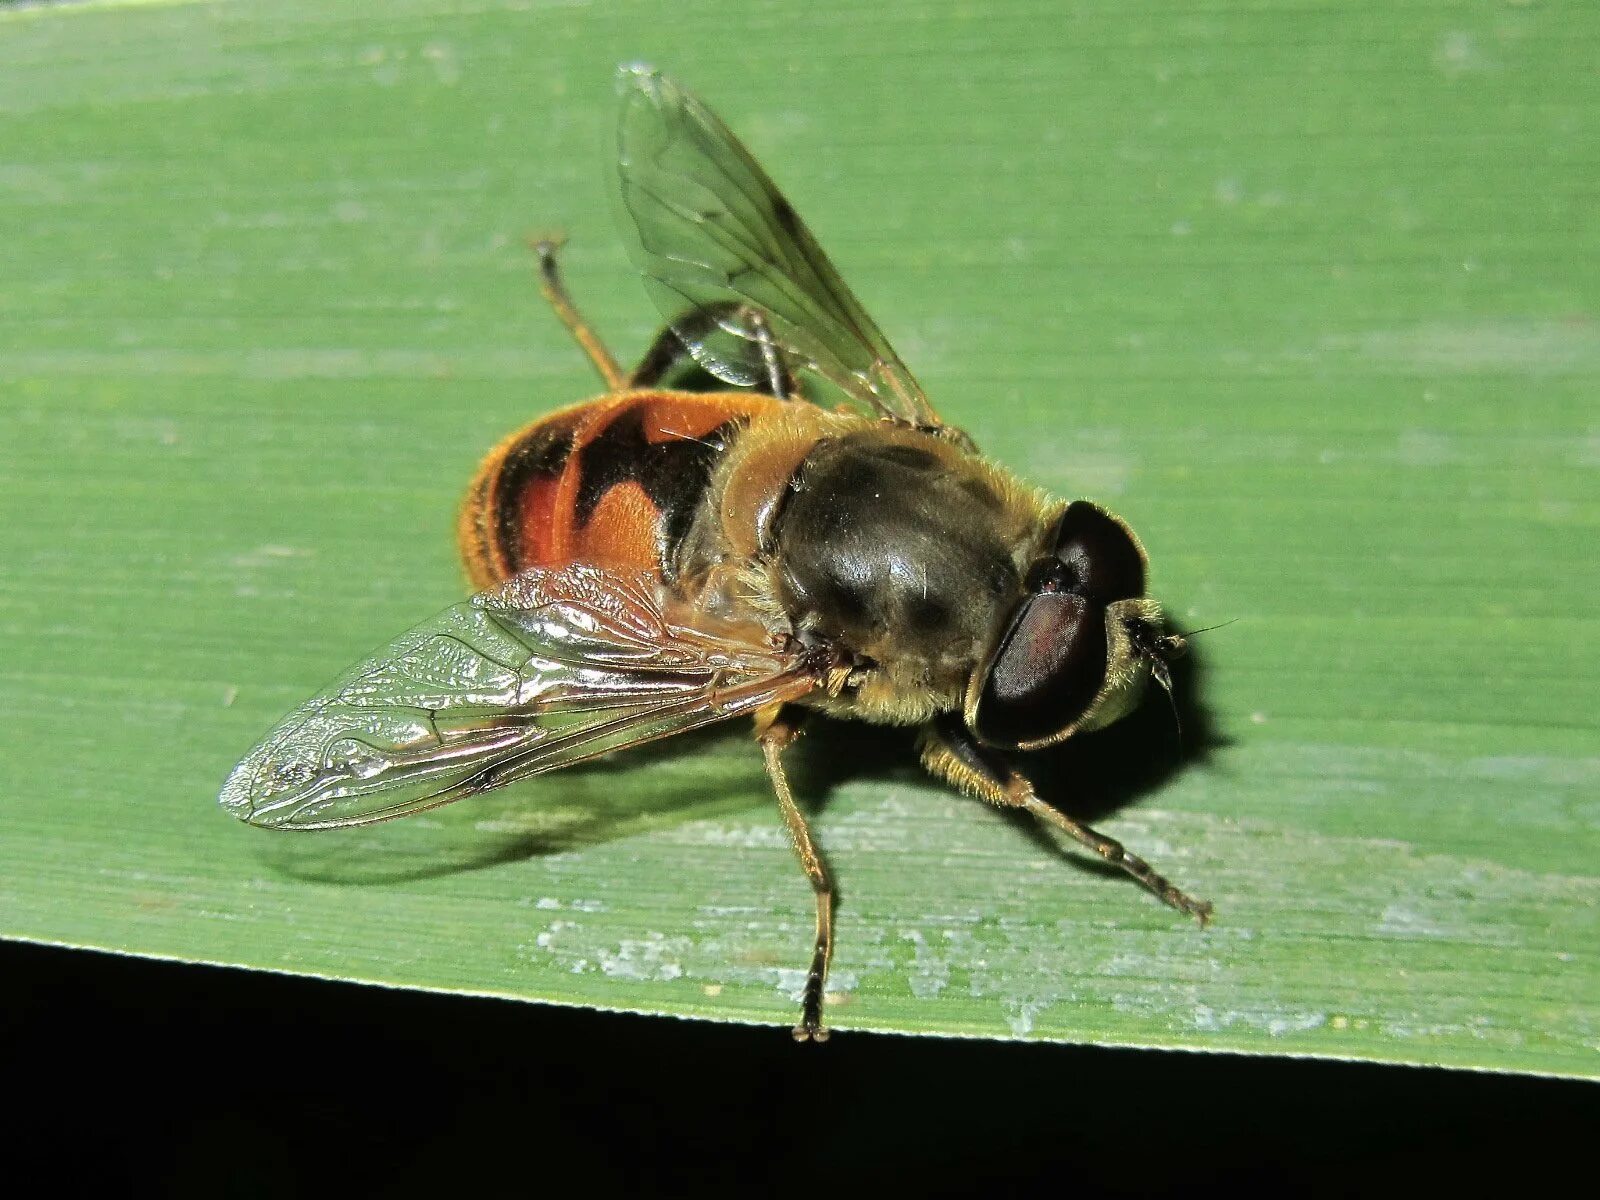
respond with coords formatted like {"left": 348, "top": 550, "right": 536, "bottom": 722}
{"left": 1, "top": 0, "right": 1595, "bottom": 1076}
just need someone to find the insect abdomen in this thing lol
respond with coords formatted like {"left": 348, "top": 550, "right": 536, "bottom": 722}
{"left": 459, "top": 390, "right": 782, "bottom": 589}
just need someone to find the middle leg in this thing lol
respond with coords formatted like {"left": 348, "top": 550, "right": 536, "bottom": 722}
{"left": 756, "top": 703, "right": 834, "bottom": 1042}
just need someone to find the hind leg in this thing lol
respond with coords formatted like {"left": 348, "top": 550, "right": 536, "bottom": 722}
{"left": 529, "top": 236, "right": 625, "bottom": 389}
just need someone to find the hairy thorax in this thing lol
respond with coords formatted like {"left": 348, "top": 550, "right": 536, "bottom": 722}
{"left": 676, "top": 409, "right": 1048, "bottom": 728}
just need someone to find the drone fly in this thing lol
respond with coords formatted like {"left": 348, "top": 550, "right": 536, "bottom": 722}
{"left": 222, "top": 66, "right": 1211, "bottom": 1041}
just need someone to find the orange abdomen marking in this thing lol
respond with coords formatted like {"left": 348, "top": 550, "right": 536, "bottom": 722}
{"left": 460, "top": 390, "right": 783, "bottom": 590}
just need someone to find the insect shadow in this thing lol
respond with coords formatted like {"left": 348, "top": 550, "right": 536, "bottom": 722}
{"left": 262, "top": 643, "right": 1226, "bottom": 889}
{"left": 256, "top": 728, "right": 783, "bottom": 886}
{"left": 795, "top": 639, "right": 1229, "bottom": 886}
{"left": 999, "top": 639, "right": 1229, "bottom": 877}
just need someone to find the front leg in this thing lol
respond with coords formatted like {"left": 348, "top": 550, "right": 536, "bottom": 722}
{"left": 919, "top": 713, "right": 1213, "bottom": 924}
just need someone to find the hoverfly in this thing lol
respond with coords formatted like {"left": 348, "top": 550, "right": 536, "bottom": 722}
{"left": 221, "top": 65, "right": 1212, "bottom": 1042}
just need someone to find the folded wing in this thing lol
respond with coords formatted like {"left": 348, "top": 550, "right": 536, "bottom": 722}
{"left": 616, "top": 64, "right": 944, "bottom": 430}
{"left": 220, "top": 565, "right": 822, "bottom": 830}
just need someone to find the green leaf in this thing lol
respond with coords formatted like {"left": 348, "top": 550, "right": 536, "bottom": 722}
{"left": 2, "top": 0, "right": 1595, "bottom": 1078}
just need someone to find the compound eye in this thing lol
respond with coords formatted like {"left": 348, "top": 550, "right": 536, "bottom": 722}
{"left": 1050, "top": 501, "right": 1145, "bottom": 602}
{"left": 971, "top": 592, "right": 1107, "bottom": 748}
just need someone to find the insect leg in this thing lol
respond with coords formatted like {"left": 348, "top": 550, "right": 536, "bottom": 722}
{"left": 630, "top": 302, "right": 798, "bottom": 397}
{"left": 919, "top": 715, "right": 1213, "bottom": 925}
{"left": 529, "top": 237, "right": 626, "bottom": 389}
{"left": 756, "top": 704, "right": 834, "bottom": 1042}
{"left": 631, "top": 328, "right": 683, "bottom": 387}
{"left": 744, "top": 310, "right": 791, "bottom": 400}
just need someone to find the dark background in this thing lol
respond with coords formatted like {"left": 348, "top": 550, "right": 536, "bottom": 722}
{"left": 7, "top": 940, "right": 1591, "bottom": 1197}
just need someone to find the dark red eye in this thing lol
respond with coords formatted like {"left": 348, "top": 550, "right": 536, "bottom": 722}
{"left": 1050, "top": 501, "right": 1144, "bottom": 602}
{"left": 971, "top": 593, "right": 1107, "bottom": 748}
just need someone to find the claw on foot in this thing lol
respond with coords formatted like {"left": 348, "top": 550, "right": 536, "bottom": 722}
{"left": 792, "top": 1021, "right": 830, "bottom": 1044}
{"left": 1172, "top": 891, "right": 1214, "bottom": 927}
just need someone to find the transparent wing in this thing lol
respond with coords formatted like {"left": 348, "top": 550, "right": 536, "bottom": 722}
{"left": 615, "top": 64, "right": 942, "bottom": 428}
{"left": 220, "top": 566, "right": 822, "bottom": 830}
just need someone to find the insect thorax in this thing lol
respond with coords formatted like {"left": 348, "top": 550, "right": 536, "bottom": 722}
{"left": 772, "top": 426, "right": 1044, "bottom": 718}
